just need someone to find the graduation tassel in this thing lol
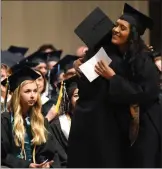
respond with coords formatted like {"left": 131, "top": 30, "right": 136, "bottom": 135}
{"left": 55, "top": 81, "right": 64, "bottom": 114}
{"left": 61, "top": 82, "right": 69, "bottom": 115}
{"left": 32, "top": 145, "right": 36, "bottom": 163}
{"left": 129, "top": 104, "right": 140, "bottom": 146}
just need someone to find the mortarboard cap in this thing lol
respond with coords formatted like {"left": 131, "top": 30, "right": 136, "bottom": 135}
{"left": 46, "top": 50, "right": 62, "bottom": 62}
{"left": 1, "top": 50, "right": 23, "bottom": 68}
{"left": 51, "top": 55, "right": 78, "bottom": 74}
{"left": 49, "top": 55, "right": 78, "bottom": 85}
{"left": 120, "top": 3, "right": 154, "bottom": 35}
{"left": 26, "top": 51, "right": 47, "bottom": 65}
{"left": 8, "top": 45, "right": 29, "bottom": 56}
{"left": 63, "top": 55, "right": 78, "bottom": 72}
{"left": 10, "top": 57, "right": 38, "bottom": 73}
{"left": 1, "top": 66, "right": 40, "bottom": 92}
{"left": 74, "top": 7, "right": 114, "bottom": 49}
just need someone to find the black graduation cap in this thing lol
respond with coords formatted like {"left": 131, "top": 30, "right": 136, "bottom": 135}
{"left": 49, "top": 55, "right": 78, "bottom": 85}
{"left": 51, "top": 54, "right": 78, "bottom": 74}
{"left": 10, "top": 57, "right": 38, "bottom": 73}
{"left": 1, "top": 66, "right": 40, "bottom": 92}
{"left": 1, "top": 50, "right": 23, "bottom": 68}
{"left": 74, "top": 7, "right": 114, "bottom": 49}
{"left": 8, "top": 45, "right": 29, "bottom": 56}
{"left": 26, "top": 51, "right": 47, "bottom": 65}
{"left": 46, "top": 50, "right": 63, "bottom": 62}
{"left": 120, "top": 3, "right": 154, "bottom": 35}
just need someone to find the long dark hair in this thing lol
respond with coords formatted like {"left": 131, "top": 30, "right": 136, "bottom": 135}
{"left": 123, "top": 25, "right": 150, "bottom": 77}
{"left": 127, "top": 25, "right": 149, "bottom": 58}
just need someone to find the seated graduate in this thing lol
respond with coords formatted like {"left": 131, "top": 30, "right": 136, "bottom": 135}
{"left": 50, "top": 76, "right": 79, "bottom": 156}
{"left": 1, "top": 50, "right": 23, "bottom": 113}
{"left": 42, "top": 55, "right": 78, "bottom": 122}
{"left": 47, "top": 76, "right": 79, "bottom": 167}
{"left": 37, "top": 44, "right": 62, "bottom": 70}
{"left": 25, "top": 50, "right": 63, "bottom": 98}
{"left": 1, "top": 66, "right": 60, "bottom": 168}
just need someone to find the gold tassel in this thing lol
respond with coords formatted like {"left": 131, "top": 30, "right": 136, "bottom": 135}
{"left": 129, "top": 104, "right": 140, "bottom": 146}
{"left": 32, "top": 145, "right": 36, "bottom": 163}
{"left": 55, "top": 81, "right": 64, "bottom": 114}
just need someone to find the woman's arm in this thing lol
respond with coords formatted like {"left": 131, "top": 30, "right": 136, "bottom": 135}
{"left": 108, "top": 55, "right": 160, "bottom": 105}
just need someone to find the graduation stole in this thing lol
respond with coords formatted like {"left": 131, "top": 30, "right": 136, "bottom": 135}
{"left": 129, "top": 104, "right": 140, "bottom": 146}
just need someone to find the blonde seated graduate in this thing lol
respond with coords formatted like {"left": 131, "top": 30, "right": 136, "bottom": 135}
{"left": 1, "top": 66, "right": 60, "bottom": 168}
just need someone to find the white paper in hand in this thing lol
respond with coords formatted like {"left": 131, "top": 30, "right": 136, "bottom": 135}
{"left": 79, "top": 47, "right": 112, "bottom": 82}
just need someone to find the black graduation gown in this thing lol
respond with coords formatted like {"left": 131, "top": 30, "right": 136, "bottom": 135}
{"left": 1, "top": 112, "right": 61, "bottom": 168}
{"left": 108, "top": 52, "right": 161, "bottom": 167}
{"left": 67, "top": 49, "right": 131, "bottom": 168}
{"left": 67, "top": 49, "right": 161, "bottom": 167}
{"left": 50, "top": 116, "right": 68, "bottom": 167}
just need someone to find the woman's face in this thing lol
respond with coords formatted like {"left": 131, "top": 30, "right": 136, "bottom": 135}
{"left": 20, "top": 81, "right": 38, "bottom": 108}
{"left": 35, "top": 73, "right": 45, "bottom": 93}
{"left": 71, "top": 88, "right": 79, "bottom": 109}
{"left": 35, "top": 63, "right": 47, "bottom": 76}
{"left": 1, "top": 68, "right": 8, "bottom": 81}
{"left": 111, "top": 19, "right": 130, "bottom": 46}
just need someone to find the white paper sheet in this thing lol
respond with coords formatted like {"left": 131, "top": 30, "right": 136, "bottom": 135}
{"left": 79, "top": 47, "right": 112, "bottom": 82}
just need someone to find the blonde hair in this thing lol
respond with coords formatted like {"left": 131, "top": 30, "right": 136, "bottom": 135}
{"left": 9, "top": 80, "right": 48, "bottom": 149}
{"left": 1, "top": 64, "right": 12, "bottom": 76}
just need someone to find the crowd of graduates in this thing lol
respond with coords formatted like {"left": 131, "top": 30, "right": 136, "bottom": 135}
{"left": 1, "top": 3, "right": 162, "bottom": 168}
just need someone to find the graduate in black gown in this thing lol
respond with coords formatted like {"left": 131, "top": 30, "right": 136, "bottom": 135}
{"left": 68, "top": 7, "right": 130, "bottom": 168}
{"left": 50, "top": 76, "right": 79, "bottom": 167}
{"left": 111, "top": 4, "right": 161, "bottom": 167}
{"left": 37, "top": 44, "right": 62, "bottom": 70}
{"left": 42, "top": 55, "right": 78, "bottom": 121}
{"left": 68, "top": 4, "right": 161, "bottom": 168}
{"left": 1, "top": 66, "right": 60, "bottom": 168}
{"left": 1, "top": 50, "right": 23, "bottom": 113}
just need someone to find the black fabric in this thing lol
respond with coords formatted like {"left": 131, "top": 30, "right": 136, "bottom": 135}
{"left": 42, "top": 95, "right": 58, "bottom": 117}
{"left": 75, "top": 7, "right": 114, "bottom": 49}
{"left": 50, "top": 117, "right": 68, "bottom": 167}
{"left": 46, "top": 50, "right": 62, "bottom": 62}
{"left": 67, "top": 46, "right": 131, "bottom": 168}
{"left": 1, "top": 112, "right": 61, "bottom": 168}
{"left": 67, "top": 44, "right": 161, "bottom": 167}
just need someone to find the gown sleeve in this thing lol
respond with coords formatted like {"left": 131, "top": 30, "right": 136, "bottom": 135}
{"left": 108, "top": 53, "right": 160, "bottom": 105}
